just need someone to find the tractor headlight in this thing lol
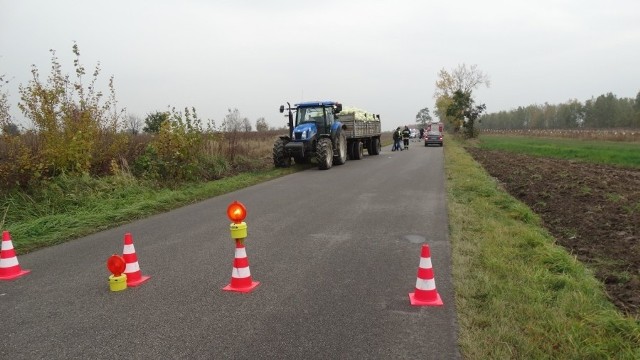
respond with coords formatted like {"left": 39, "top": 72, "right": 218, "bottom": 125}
{"left": 301, "top": 130, "right": 308, "bottom": 140}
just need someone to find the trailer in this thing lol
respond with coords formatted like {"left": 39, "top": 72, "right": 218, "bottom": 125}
{"left": 337, "top": 112, "right": 382, "bottom": 160}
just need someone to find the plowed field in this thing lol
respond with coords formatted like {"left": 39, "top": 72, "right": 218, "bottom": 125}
{"left": 466, "top": 147, "right": 640, "bottom": 317}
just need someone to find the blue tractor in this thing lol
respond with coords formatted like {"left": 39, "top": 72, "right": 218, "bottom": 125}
{"left": 273, "top": 101, "right": 348, "bottom": 170}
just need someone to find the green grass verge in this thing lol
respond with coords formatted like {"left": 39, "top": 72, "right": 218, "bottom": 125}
{"left": 478, "top": 135, "right": 640, "bottom": 168}
{"left": 445, "top": 137, "right": 640, "bottom": 358}
{"left": 2, "top": 167, "right": 298, "bottom": 254}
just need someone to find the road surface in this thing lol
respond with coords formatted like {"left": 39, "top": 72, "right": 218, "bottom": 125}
{"left": 0, "top": 140, "right": 459, "bottom": 359}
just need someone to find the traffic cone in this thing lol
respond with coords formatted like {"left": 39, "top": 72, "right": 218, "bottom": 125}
{"left": 0, "top": 231, "right": 31, "bottom": 281}
{"left": 223, "top": 240, "right": 259, "bottom": 293}
{"left": 409, "top": 244, "right": 443, "bottom": 306}
{"left": 122, "top": 233, "right": 150, "bottom": 287}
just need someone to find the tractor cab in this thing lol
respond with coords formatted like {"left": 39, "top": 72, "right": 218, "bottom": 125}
{"left": 279, "top": 101, "right": 342, "bottom": 137}
{"left": 292, "top": 102, "right": 341, "bottom": 140}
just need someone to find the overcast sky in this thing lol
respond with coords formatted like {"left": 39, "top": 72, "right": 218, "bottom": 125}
{"left": 1, "top": 0, "right": 639, "bottom": 131}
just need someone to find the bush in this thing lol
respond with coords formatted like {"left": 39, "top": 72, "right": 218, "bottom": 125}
{"left": 0, "top": 44, "right": 285, "bottom": 192}
{"left": 2, "top": 43, "right": 127, "bottom": 189}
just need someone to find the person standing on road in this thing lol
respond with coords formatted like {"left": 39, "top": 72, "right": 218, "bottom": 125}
{"left": 402, "top": 126, "right": 411, "bottom": 150}
{"left": 392, "top": 126, "right": 402, "bottom": 151}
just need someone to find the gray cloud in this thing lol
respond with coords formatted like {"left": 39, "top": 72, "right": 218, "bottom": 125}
{"left": 1, "top": 0, "right": 638, "bottom": 131}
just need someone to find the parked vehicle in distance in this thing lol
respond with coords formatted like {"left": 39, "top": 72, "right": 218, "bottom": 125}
{"left": 424, "top": 121, "right": 444, "bottom": 147}
{"left": 424, "top": 131, "right": 443, "bottom": 147}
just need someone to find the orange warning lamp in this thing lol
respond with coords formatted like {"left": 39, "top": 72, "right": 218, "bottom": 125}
{"left": 107, "top": 254, "right": 126, "bottom": 276}
{"left": 107, "top": 254, "right": 127, "bottom": 292}
{"left": 227, "top": 201, "right": 248, "bottom": 239}
{"left": 227, "top": 201, "right": 247, "bottom": 224}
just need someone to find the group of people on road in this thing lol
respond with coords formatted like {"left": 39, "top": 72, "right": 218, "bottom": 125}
{"left": 391, "top": 126, "right": 412, "bottom": 151}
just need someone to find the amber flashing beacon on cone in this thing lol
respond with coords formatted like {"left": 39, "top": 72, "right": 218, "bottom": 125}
{"left": 107, "top": 254, "right": 127, "bottom": 292}
{"left": 227, "top": 201, "right": 248, "bottom": 239}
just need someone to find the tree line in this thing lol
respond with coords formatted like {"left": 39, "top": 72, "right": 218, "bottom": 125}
{"left": 479, "top": 92, "right": 640, "bottom": 129}
{"left": 423, "top": 64, "right": 640, "bottom": 135}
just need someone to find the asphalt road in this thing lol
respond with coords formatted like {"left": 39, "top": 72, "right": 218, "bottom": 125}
{"left": 0, "top": 139, "right": 459, "bottom": 359}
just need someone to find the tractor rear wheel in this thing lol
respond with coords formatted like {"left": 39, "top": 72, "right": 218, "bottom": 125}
{"left": 334, "top": 132, "right": 347, "bottom": 165}
{"left": 317, "top": 138, "right": 333, "bottom": 170}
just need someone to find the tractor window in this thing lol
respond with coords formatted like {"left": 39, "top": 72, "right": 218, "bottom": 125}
{"left": 296, "top": 107, "right": 325, "bottom": 126}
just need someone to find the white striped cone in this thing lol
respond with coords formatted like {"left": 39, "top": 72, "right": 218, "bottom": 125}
{"left": 0, "top": 231, "right": 31, "bottom": 281}
{"left": 122, "top": 233, "right": 150, "bottom": 287}
{"left": 409, "top": 244, "right": 443, "bottom": 306}
{"left": 223, "top": 240, "right": 259, "bottom": 293}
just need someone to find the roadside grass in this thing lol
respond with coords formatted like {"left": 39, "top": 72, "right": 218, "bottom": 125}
{"left": 477, "top": 135, "right": 640, "bottom": 168}
{"left": 1, "top": 167, "right": 299, "bottom": 254}
{"left": 445, "top": 138, "right": 640, "bottom": 358}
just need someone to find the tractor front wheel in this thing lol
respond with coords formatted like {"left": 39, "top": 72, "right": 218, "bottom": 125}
{"left": 273, "top": 138, "right": 291, "bottom": 167}
{"left": 317, "top": 138, "right": 333, "bottom": 170}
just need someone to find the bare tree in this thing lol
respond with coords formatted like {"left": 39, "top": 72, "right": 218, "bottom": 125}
{"left": 125, "top": 114, "right": 143, "bottom": 134}
{"left": 222, "top": 108, "right": 244, "bottom": 132}
{"left": 242, "top": 117, "right": 252, "bottom": 132}
{"left": 434, "top": 63, "right": 490, "bottom": 127}
{"left": 0, "top": 74, "right": 13, "bottom": 133}
{"left": 434, "top": 63, "right": 490, "bottom": 99}
{"left": 255, "top": 117, "right": 269, "bottom": 131}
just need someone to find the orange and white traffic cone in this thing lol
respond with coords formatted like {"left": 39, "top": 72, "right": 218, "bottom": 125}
{"left": 0, "top": 231, "right": 31, "bottom": 281}
{"left": 122, "top": 233, "right": 150, "bottom": 287}
{"left": 409, "top": 244, "right": 443, "bottom": 306}
{"left": 223, "top": 240, "right": 259, "bottom": 293}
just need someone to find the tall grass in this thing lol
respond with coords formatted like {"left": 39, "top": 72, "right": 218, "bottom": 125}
{"left": 478, "top": 134, "right": 640, "bottom": 168}
{"left": 446, "top": 137, "right": 640, "bottom": 358}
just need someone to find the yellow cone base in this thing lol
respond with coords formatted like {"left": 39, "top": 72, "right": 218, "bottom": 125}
{"left": 109, "top": 274, "right": 128, "bottom": 292}
{"left": 229, "top": 222, "right": 247, "bottom": 239}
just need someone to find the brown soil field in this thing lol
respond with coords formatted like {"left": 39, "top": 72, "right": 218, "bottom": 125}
{"left": 465, "top": 147, "right": 640, "bottom": 317}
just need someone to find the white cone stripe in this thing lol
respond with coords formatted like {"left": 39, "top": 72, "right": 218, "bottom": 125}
{"left": 0, "top": 257, "right": 19, "bottom": 267}
{"left": 235, "top": 248, "right": 247, "bottom": 258}
{"left": 125, "top": 262, "right": 140, "bottom": 273}
{"left": 419, "top": 257, "right": 432, "bottom": 269}
{"left": 1, "top": 241, "right": 14, "bottom": 251}
{"left": 415, "top": 278, "right": 436, "bottom": 291}
{"left": 232, "top": 266, "right": 251, "bottom": 278}
{"left": 123, "top": 244, "right": 136, "bottom": 254}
